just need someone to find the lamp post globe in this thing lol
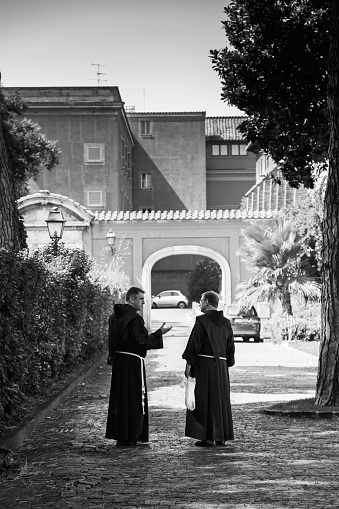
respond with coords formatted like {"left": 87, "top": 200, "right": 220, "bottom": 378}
{"left": 46, "top": 207, "right": 66, "bottom": 254}
{"left": 106, "top": 229, "right": 116, "bottom": 255}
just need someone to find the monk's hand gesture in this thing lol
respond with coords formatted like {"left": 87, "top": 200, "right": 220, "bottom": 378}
{"left": 160, "top": 322, "right": 172, "bottom": 335}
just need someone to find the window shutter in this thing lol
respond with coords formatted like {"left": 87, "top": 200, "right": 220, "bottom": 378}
{"left": 84, "top": 144, "right": 105, "bottom": 163}
{"left": 87, "top": 146, "right": 102, "bottom": 161}
{"left": 87, "top": 191, "right": 103, "bottom": 207}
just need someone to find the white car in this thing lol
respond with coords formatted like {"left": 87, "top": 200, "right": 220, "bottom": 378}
{"left": 152, "top": 290, "right": 188, "bottom": 309}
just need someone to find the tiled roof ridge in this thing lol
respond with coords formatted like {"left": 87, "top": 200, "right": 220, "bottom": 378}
{"left": 90, "top": 209, "right": 276, "bottom": 221}
{"left": 18, "top": 192, "right": 276, "bottom": 221}
{"left": 205, "top": 116, "right": 247, "bottom": 141}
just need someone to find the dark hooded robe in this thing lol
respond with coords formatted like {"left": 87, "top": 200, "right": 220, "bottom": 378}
{"left": 182, "top": 310, "right": 235, "bottom": 442}
{"left": 105, "top": 303, "right": 163, "bottom": 443}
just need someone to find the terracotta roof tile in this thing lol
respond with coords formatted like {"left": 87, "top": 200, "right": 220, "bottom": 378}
{"left": 91, "top": 209, "right": 274, "bottom": 221}
{"left": 205, "top": 116, "right": 246, "bottom": 141}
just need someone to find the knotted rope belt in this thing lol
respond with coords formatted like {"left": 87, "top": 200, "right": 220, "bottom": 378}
{"left": 116, "top": 351, "right": 146, "bottom": 414}
{"left": 198, "top": 354, "right": 227, "bottom": 361}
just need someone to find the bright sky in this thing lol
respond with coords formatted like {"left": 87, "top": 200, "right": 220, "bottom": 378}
{"left": 1, "top": 0, "right": 243, "bottom": 117}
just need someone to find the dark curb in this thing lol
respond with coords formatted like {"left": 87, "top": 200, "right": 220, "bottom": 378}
{"left": 263, "top": 408, "right": 339, "bottom": 419}
{"left": 0, "top": 351, "right": 107, "bottom": 451}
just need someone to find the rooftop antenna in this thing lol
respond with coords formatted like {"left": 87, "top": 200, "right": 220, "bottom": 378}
{"left": 91, "top": 63, "right": 107, "bottom": 86}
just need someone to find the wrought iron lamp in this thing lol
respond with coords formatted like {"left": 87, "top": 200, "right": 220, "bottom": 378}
{"left": 46, "top": 207, "right": 66, "bottom": 255}
{"left": 106, "top": 229, "right": 116, "bottom": 255}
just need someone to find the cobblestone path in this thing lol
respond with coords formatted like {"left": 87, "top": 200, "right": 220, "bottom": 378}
{"left": 0, "top": 339, "right": 338, "bottom": 508}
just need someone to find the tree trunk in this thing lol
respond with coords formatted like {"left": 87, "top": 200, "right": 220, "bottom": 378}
{"left": 281, "top": 291, "right": 293, "bottom": 316}
{"left": 0, "top": 114, "right": 20, "bottom": 251}
{"left": 315, "top": 0, "right": 339, "bottom": 405}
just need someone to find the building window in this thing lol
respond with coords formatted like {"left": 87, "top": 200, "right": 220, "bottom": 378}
{"left": 212, "top": 144, "right": 228, "bottom": 156}
{"left": 84, "top": 143, "right": 105, "bottom": 163}
{"left": 231, "top": 144, "right": 247, "bottom": 156}
{"left": 140, "top": 173, "right": 152, "bottom": 189}
{"left": 139, "top": 120, "right": 152, "bottom": 137}
{"left": 86, "top": 190, "right": 103, "bottom": 207}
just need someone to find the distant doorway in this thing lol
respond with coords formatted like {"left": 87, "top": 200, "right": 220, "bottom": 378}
{"left": 142, "top": 245, "right": 231, "bottom": 328}
{"left": 151, "top": 254, "right": 205, "bottom": 300}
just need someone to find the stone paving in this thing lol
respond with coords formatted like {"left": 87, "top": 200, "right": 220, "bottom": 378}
{"left": 0, "top": 336, "right": 338, "bottom": 508}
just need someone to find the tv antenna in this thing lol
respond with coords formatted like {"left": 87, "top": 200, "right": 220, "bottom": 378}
{"left": 91, "top": 63, "right": 107, "bottom": 86}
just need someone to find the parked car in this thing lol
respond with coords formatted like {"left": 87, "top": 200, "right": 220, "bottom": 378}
{"left": 225, "top": 304, "right": 262, "bottom": 343}
{"left": 152, "top": 290, "right": 188, "bottom": 308}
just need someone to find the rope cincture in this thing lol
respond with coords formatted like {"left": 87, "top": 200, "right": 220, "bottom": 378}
{"left": 198, "top": 354, "right": 227, "bottom": 361}
{"left": 116, "top": 351, "right": 146, "bottom": 414}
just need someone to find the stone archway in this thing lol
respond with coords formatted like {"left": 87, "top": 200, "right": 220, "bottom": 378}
{"left": 142, "top": 245, "right": 232, "bottom": 329}
{"left": 18, "top": 190, "right": 94, "bottom": 253}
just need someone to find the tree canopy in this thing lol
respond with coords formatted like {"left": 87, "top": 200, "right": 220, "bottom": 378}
{"left": 0, "top": 88, "right": 60, "bottom": 250}
{"left": 276, "top": 173, "right": 326, "bottom": 274}
{"left": 210, "top": 0, "right": 329, "bottom": 188}
{"left": 211, "top": 0, "right": 339, "bottom": 405}
{"left": 187, "top": 258, "right": 221, "bottom": 302}
{"left": 0, "top": 88, "right": 60, "bottom": 199}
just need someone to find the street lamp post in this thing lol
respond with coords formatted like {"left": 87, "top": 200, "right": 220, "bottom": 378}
{"left": 46, "top": 207, "right": 66, "bottom": 255}
{"left": 106, "top": 229, "right": 116, "bottom": 255}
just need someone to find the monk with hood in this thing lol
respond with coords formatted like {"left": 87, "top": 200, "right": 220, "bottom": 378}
{"left": 182, "top": 290, "right": 235, "bottom": 447}
{"left": 106, "top": 287, "right": 172, "bottom": 446}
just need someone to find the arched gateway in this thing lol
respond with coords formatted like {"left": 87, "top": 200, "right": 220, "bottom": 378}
{"left": 19, "top": 191, "right": 274, "bottom": 328}
{"left": 142, "top": 245, "right": 232, "bottom": 329}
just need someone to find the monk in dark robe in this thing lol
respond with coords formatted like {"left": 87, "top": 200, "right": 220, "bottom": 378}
{"left": 182, "top": 290, "right": 235, "bottom": 447}
{"left": 106, "top": 286, "right": 172, "bottom": 447}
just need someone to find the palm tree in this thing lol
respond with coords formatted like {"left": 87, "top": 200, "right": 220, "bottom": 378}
{"left": 236, "top": 219, "right": 321, "bottom": 316}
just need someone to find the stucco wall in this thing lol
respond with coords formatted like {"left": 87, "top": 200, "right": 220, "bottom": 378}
{"left": 128, "top": 113, "right": 206, "bottom": 211}
{"left": 6, "top": 87, "right": 134, "bottom": 212}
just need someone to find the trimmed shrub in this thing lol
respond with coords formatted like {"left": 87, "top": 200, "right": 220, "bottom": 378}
{"left": 0, "top": 246, "right": 115, "bottom": 435}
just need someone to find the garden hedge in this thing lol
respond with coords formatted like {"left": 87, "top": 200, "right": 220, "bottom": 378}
{"left": 0, "top": 246, "right": 115, "bottom": 435}
{"left": 269, "top": 301, "right": 321, "bottom": 343}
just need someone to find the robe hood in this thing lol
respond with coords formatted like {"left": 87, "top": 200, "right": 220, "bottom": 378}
{"left": 197, "top": 310, "right": 232, "bottom": 363}
{"left": 109, "top": 303, "right": 141, "bottom": 357}
{"left": 204, "top": 310, "right": 227, "bottom": 327}
{"left": 114, "top": 303, "right": 136, "bottom": 320}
